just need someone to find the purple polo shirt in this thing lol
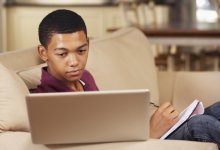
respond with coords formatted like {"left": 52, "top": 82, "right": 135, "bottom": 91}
{"left": 30, "top": 67, "right": 99, "bottom": 93}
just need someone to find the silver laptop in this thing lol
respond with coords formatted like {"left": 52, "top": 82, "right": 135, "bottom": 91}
{"left": 26, "top": 89, "right": 150, "bottom": 144}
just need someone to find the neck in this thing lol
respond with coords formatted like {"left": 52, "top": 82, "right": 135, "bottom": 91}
{"left": 67, "top": 80, "right": 84, "bottom": 92}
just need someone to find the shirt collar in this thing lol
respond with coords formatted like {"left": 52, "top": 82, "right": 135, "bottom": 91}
{"left": 41, "top": 67, "right": 86, "bottom": 91}
{"left": 79, "top": 80, "right": 86, "bottom": 86}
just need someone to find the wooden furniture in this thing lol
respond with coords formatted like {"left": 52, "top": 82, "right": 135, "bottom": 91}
{"left": 140, "top": 27, "right": 220, "bottom": 46}
{"left": 108, "top": 26, "right": 220, "bottom": 71}
{"left": 108, "top": 27, "right": 220, "bottom": 46}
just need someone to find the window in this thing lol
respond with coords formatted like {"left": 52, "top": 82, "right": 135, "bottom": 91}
{"left": 196, "top": 0, "right": 218, "bottom": 23}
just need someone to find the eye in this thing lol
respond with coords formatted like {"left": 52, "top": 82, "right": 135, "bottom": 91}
{"left": 78, "top": 49, "right": 87, "bottom": 55}
{"left": 57, "top": 53, "right": 67, "bottom": 57}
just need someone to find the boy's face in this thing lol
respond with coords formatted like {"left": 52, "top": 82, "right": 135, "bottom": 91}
{"left": 38, "top": 31, "right": 89, "bottom": 84}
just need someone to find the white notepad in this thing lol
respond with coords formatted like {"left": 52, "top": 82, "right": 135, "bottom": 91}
{"left": 160, "top": 99, "right": 204, "bottom": 140}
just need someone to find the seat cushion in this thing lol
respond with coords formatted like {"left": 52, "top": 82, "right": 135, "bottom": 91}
{"left": 0, "top": 132, "right": 218, "bottom": 150}
{"left": 0, "top": 63, "right": 29, "bottom": 132}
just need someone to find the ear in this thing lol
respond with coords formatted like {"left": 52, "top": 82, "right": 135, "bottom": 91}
{"left": 37, "top": 45, "right": 48, "bottom": 62}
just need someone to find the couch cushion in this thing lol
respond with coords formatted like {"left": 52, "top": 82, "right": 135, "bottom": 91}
{"left": 0, "top": 63, "right": 29, "bottom": 132}
{"left": 173, "top": 71, "right": 220, "bottom": 111}
{"left": 17, "top": 63, "right": 46, "bottom": 90}
{"left": 86, "top": 27, "right": 159, "bottom": 104}
{"left": 0, "top": 47, "right": 42, "bottom": 71}
{"left": 0, "top": 132, "right": 218, "bottom": 150}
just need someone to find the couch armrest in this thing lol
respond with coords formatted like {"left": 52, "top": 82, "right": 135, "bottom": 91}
{"left": 157, "top": 71, "right": 177, "bottom": 105}
{"left": 173, "top": 71, "right": 220, "bottom": 111}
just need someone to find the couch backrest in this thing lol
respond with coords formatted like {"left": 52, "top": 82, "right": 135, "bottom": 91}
{"left": 86, "top": 27, "right": 159, "bottom": 104}
{"left": 0, "top": 27, "right": 159, "bottom": 104}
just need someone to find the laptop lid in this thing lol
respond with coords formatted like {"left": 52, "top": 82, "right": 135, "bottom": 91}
{"left": 26, "top": 89, "right": 150, "bottom": 144}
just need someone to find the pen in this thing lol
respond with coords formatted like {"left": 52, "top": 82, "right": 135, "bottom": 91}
{"left": 150, "top": 102, "right": 159, "bottom": 108}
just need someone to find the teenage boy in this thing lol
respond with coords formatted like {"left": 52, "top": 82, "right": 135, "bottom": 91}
{"left": 32, "top": 9, "right": 220, "bottom": 148}
{"left": 32, "top": 9, "right": 98, "bottom": 93}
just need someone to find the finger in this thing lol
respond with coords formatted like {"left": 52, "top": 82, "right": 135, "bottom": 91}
{"left": 164, "top": 110, "right": 180, "bottom": 126}
{"left": 161, "top": 109, "right": 179, "bottom": 123}
{"left": 157, "top": 102, "right": 172, "bottom": 112}
{"left": 165, "top": 105, "right": 176, "bottom": 114}
{"left": 169, "top": 110, "right": 179, "bottom": 120}
{"left": 154, "top": 104, "right": 173, "bottom": 120}
{"left": 172, "top": 113, "right": 180, "bottom": 124}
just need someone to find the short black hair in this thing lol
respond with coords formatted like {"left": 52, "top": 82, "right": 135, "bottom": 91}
{"left": 38, "top": 9, "right": 87, "bottom": 48}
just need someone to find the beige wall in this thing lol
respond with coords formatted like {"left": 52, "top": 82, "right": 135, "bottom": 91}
{"left": 0, "top": 0, "right": 3, "bottom": 52}
{"left": 4, "top": 5, "right": 169, "bottom": 52}
{"left": 5, "top": 6, "right": 123, "bottom": 51}
{"left": 0, "top": 0, "right": 7, "bottom": 52}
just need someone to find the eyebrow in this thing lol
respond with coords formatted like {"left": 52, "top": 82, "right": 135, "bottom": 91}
{"left": 77, "top": 43, "right": 88, "bottom": 49}
{"left": 54, "top": 43, "right": 88, "bottom": 51}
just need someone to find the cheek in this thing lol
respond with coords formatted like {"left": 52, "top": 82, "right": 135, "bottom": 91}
{"left": 49, "top": 59, "right": 66, "bottom": 70}
{"left": 81, "top": 55, "right": 88, "bottom": 66}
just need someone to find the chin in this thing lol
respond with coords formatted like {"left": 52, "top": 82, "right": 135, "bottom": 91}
{"left": 67, "top": 76, "right": 81, "bottom": 82}
{"left": 65, "top": 72, "right": 83, "bottom": 82}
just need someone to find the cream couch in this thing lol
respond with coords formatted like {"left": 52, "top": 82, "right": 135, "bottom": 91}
{"left": 0, "top": 27, "right": 219, "bottom": 150}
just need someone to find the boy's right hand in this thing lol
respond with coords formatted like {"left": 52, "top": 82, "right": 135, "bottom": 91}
{"left": 149, "top": 102, "right": 179, "bottom": 139}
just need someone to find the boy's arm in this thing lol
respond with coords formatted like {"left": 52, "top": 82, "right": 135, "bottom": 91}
{"left": 150, "top": 102, "right": 179, "bottom": 139}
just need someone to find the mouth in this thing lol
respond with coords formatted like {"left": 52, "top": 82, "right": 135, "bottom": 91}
{"left": 66, "top": 69, "right": 82, "bottom": 76}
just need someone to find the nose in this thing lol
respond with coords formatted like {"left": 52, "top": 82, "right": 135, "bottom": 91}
{"left": 67, "top": 54, "right": 78, "bottom": 67}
